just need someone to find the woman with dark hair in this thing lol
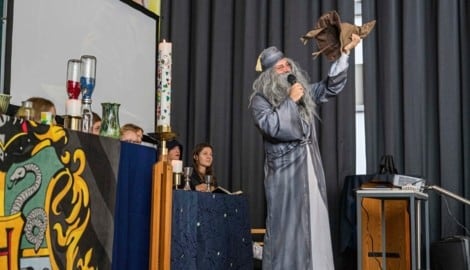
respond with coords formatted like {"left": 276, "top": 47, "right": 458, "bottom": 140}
{"left": 190, "top": 142, "right": 218, "bottom": 191}
{"left": 166, "top": 139, "right": 183, "bottom": 162}
{"left": 92, "top": 112, "right": 101, "bottom": 135}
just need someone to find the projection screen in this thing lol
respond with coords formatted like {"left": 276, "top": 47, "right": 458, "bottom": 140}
{"left": 9, "top": 0, "right": 157, "bottom": 133}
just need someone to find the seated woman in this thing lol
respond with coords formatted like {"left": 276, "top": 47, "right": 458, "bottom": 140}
{"left": 190, "top": 142, "right": 218, "bottom": 192}
{"left": 166, "top": 139, "right": 183, "bottom": 162}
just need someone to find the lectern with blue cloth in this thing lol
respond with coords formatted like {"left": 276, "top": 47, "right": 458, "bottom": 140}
{"left": 171, "top": 190, "right": 253, "bottom": 269}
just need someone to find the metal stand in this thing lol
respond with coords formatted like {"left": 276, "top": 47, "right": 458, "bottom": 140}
{"left": 425, "top": 185, "right": 470, "bottom": 206}
{"left": 356, "top": 189, "right": 430, "bottom": 270}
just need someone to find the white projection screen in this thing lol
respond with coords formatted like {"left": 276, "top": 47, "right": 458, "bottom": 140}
{"left": 9, "top": 0, "right": 157, "bottom": 133}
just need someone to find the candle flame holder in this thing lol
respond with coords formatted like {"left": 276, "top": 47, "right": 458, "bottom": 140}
{"left": 155, "top": 125, "right": 177, "bottom": 142}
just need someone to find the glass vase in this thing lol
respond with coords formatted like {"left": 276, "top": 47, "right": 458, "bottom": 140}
{"left": 99, "top": 102, "right": 120, "bottom": 138}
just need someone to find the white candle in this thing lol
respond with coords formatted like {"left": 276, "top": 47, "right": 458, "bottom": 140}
{"left": 171, "top": 160, "right": 183, "bottom": 173}
{"left": 157, "top": 40, "right": 172, "bottom": 128}
{"left": 65, "top": 99, "right": 82, "bottom": 117}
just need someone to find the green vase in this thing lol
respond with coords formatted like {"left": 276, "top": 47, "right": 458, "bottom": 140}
{"left": 99, "top": 103, "right": 120, "bottom": 138}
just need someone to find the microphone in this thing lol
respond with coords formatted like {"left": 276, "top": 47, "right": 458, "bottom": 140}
{"left": 287, "top": 74, "right": 303, "bottom": 105}
{"left": 287, "top": 74, "right": 297, "bottom": 85}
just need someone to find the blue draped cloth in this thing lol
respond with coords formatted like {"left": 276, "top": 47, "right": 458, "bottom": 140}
{"left": 171, "top": 190, "right": 253, "bottom": 269}
{"left": 112, "top": 142, "right": 158, "bottom": 270}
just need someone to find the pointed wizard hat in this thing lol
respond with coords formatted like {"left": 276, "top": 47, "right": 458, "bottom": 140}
{"left": 300, "top": 10, "right": 376, "bottom": 61}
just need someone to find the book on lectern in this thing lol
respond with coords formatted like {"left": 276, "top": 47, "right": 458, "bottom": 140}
{"left": 212, "top": 186, "right": 243, "bottom": 195}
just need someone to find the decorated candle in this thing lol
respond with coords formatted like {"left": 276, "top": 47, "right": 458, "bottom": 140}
{"left": 157, "top": 40, "right": 172, "bottom": 128}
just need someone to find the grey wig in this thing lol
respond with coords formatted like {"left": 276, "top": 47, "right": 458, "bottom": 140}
{"left": 250, "top": 58, "right": 317, "bottom": 122}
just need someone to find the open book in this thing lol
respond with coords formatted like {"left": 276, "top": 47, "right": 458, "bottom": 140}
{"left": 212, "top": 186, "right": 243, "bottom": 195}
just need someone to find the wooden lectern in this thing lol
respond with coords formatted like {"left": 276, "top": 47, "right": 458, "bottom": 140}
{"left": 149, "top": 143, "right": 173, "bottom": 270}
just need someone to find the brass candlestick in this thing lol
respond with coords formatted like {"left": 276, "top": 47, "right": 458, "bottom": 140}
{"left": 156, "top": 124, "right": 177, "bottom": 142}
{"left": 154, "top": 124, "right": 178, "bottom": 162}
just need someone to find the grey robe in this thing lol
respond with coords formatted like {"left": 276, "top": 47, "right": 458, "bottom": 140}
{"left": 250, "top": 54, "right": 349, "bottom": 270}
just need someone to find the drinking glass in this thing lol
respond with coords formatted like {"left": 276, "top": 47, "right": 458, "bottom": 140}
{"left": 204, "top": 175, "right": 212, "bottom": 192}
{"left": 183, "top": 167, "right": 193, "bottom": 191}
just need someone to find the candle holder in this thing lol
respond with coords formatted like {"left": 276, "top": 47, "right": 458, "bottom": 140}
{"left": 155, "top": 125, "right": 177, "bottom": 141}
{"left": 172, "top": 160, "right": 183, "bottom": 189}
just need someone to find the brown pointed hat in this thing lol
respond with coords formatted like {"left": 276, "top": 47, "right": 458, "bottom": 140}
{"left": 300, "top": 10, "right": 376, "bottom": 61}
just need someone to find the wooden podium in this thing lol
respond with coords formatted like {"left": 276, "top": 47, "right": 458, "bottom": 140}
{"left": 356, "top": 189, "right": 430, "bottom": 270}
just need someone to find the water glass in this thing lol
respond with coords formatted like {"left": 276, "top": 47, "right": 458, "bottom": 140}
{"left": 183, "top": 167, "right": 193, "bottom": 191}
{"left": 204, "top": 175, "right": 212, "bottom": 192}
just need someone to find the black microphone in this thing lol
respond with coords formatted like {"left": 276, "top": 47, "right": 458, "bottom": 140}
{"left": 287, "top": 74, "right": 303, "bottom": 105}
{"left": 287, "top": 74, "right": 297, "bottom": 85}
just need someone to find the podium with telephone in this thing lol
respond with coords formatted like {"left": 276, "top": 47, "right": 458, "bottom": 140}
{"left": 356, "top": 177, "right": 430, "bottom": 270}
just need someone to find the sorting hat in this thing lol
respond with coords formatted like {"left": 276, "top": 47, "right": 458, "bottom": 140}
{"left": 255, "top": 46, "right": 284, "bottom": 72}
{"left": 300, "top": 10, "right": 376, "bottom": 61}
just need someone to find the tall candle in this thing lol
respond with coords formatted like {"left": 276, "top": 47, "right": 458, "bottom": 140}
{"left": 157, "top": 40, "right": 172, "bottom": 128}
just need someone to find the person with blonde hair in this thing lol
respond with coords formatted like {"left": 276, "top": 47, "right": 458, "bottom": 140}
{"left": 17, "top": 97, "right": 56, "bottom": 125}
{"left": 120, "top": 123, "right": 143, "bottom": 144}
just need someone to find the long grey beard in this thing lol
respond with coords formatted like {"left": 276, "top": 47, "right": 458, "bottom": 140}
{"left": 251, "top": 59, "right": 316, "bottom": 122}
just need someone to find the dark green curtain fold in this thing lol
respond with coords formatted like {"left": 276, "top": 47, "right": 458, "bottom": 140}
{"left": 363, "top": 0, "right": 470, "bottom": 242}
{"left": 161, "top": 0, "right": 357, "bottom": 268}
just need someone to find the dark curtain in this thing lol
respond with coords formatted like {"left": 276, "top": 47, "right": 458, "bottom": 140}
{"left": 363, "top": 0, "right": 470, "bottom": 242}
{"left": 160, "top": 0, "right": 357, "bottom": 268}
